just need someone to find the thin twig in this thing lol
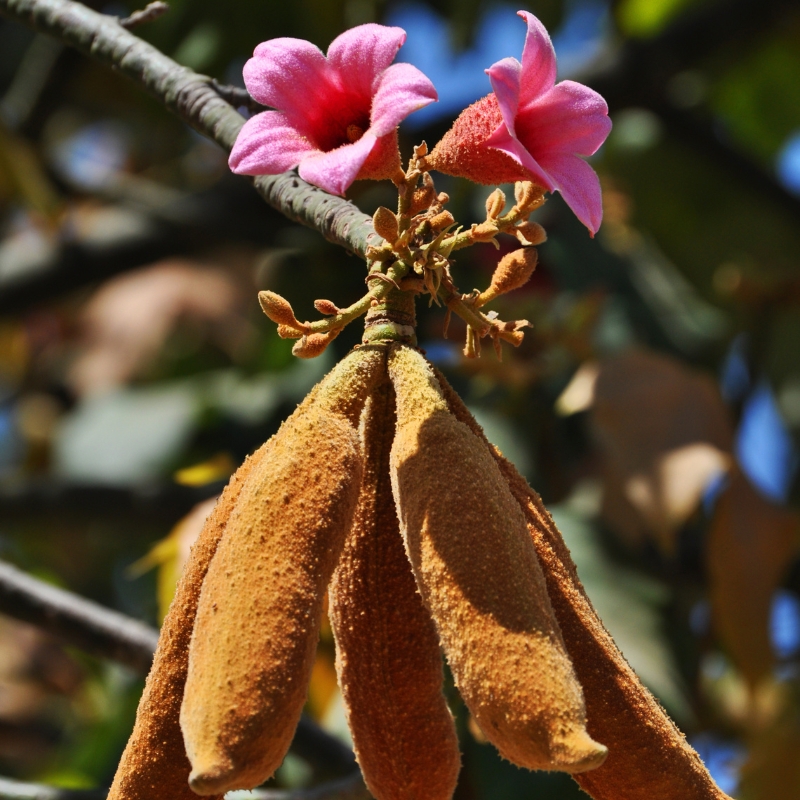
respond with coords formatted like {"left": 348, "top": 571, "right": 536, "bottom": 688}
{"left": 0, "top": 772, "right": 369, "bottom": 800}
{"left": 118, "top": 0, "right": 168, "bottom": 29}
{"left": 0, "top": 0, "right": 381, "bottom": 257}
{"left": 0, "top": 559, "right": 159, "bottom": 673}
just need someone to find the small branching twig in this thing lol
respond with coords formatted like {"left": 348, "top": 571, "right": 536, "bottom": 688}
{"left": 118, "top": 0, "right": 168, "bottom": 29}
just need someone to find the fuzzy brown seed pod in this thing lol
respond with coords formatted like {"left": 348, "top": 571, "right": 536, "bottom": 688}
{"left": 180, "top": 347, "right": 387, "bottom": 795}
{"left": 329, "top": 381, "right": 460, "bottom": 800}
{"left": 477, "top": 248, "right": 538, "bottom": 307}
{"left": 431, "top": 366, "right": 732, "bottom": 800}
{"left": 107, "top": 444, "right": 268, "bottom": 800}
{"left": 387, "top": 344, "right": 607, "bottom": 774}
{"left": 373, "top": 206, "right": 400, "bottom": 245}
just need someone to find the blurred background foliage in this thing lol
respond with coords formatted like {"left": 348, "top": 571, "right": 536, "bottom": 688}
{"left": 0, "top": 0, "right": 799, "bottom": 797}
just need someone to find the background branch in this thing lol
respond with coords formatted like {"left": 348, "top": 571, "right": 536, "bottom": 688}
{"left": 0, "top": 560, "right": 358, "bottom": 779}
{"left": 0, "top": 559, "right": 159, "bottom": 673}
{"left": 0, "top": 0, "right": 380, "bottom": 257}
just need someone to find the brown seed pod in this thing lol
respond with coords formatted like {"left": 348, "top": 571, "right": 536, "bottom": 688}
{"left": 108, "top": 444, "right": 268, "bottom": 800}
{"left": 387, "top": 344, "right": 607, "bottom": 774}
{"left": 329, "top": 381, "right": 461, "bottom": 800}
{"left": 180, "top": 346, "right": 387, "bottom": 795}
{"left": 431, "top": 365, "right": 732, "bottom": 800}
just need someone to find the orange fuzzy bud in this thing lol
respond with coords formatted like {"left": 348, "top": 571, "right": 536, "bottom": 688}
{"left": 314, "top": 298, "right": 341, "bottom": 316}
{"left": 277, "top": 323, "right": 304, "bottom": 339}
{"left": 329, "top": 381, "right": 460, "bottom": 800}
{"left": 373, "top": 206, "right": 399, "bottom": 244}
{"left": 258, "top": 291, "right": 307, "bottom": 331}
{"left": 292, "top": 329, "right": 340, "bottom": 358}
{"left": 515, "top": 221, "right": 547, "bottom": 246}
{"left": 432, "top": 366, "right": 733, "bottom": 800}
{"left": 429, "top": 210, "right": 455, "bottom": 232}
{"left": 485, "top": 188, "right": 506, "bottom": 219}
{"left": 477, "top": 248, "right": 538, "bottom": 306}
{"left": 409, "top": 185, "right": 437, "bottom": 215}
{"left": 387, "top": 345, "right": 607, "bottom": 774}
{"left": 181, "top": 348, "right": 386, "bottom": 795}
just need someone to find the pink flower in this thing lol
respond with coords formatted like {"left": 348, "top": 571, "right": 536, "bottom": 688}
{"left": 427, "top": 11, "right": 611, "bottom": 235}
{"left": 229, "top": 24, "right": 438, "bottom": 196}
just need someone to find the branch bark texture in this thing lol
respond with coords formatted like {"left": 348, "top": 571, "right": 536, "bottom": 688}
{"left": 0, "top": 559, "right": 159, "bottom": 673}
{"left": 0, "top": 0, "right": 380, "bottom": 257}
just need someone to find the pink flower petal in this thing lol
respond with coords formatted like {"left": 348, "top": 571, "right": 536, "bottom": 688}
{"left": 228, "top": 111, "right": 317, "bottom": 175}
{"left": 538, "top": 151, "right": 603, "bottom": 235}
{"left": 517, "top": 10, "right": 557, "bottom": 103}
{"left": 298, "top": 132, "right": 377, "bottom": 195}
{"left": 243, "top": 38, "right": 333, "bottom": 115}
{"left": 327, "top": 24, "right": 406, "bottom": 99}
{"left": 486, "top": 57, "right": 522, "bottom": 138}
{"left": 484, "top": 123, "right": 555, "bottom": 191}
{"left": 370, "top": 62, "right": 438, "bottom": 136}
{"left": 518, "top": 80, "right": 611, "bottom": 156}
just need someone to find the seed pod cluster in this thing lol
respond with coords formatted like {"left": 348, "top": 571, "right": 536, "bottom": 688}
{"left": 112, "top": 341, "right": 731, "bottom": 800}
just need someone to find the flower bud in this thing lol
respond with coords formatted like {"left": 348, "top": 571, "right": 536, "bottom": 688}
{"left": 408, "top": 185, "right": 437, "bottom": 215}
{"left": 515, "top": 221, "right": 547, "bottom": 246}
{"left": 430, "top": 210, "right": 455, "bottom": 232}
{"left": 258, "top": 291, "right": 306, "bottom": 330}
{"left": 314, "top": 299, "right": 340, "bottom": 316}
{"left": 477, "top": 248, "right": 538, "bottom": 306}
{"left": 373, "top": 206, "right": 399, "bottom": 244}
{"left": 292, "top": 329, "right": 340, "bottom": 358}
{"left": 485, "top": 188, "right": 506, "bottom": 220}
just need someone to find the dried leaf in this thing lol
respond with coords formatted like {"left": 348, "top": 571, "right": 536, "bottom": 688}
{"left": 708, "top": 469, "right": 799, "bottom": 687}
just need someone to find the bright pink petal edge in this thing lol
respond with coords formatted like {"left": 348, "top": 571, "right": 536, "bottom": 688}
{"left": 517, "top": 10, "right": 557, "bottom": 103}
{"left": 228, "top": 111, "right": 317, "bottom": 175}
{"left": 370, "top": 62, "right": 438, "bottom": 137}
{"left": 538, "top": 151, "right": 604, "bottom": 235}
{"left": 298, "top": 132, "right": 377, "bottom": 195}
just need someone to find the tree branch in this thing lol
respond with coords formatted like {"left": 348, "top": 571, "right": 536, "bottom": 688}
{"left": 0, "top": 559, "right": 159, "bottom": 673}
{"left": 0, "top": 0, "right": 380, "bottom": 257}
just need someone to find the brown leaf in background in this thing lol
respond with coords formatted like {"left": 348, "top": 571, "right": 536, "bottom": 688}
{"left": 738, "top": 687, "right": 800, "bottom": 800}
{"left": 560, "top": 350, "right": 734, "bottom": 554}
{"left": 708, "top": 469, "right": 799, "bottom": 689}
{"left": 68, "top": 259, "right": 245, "bottom": 397}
